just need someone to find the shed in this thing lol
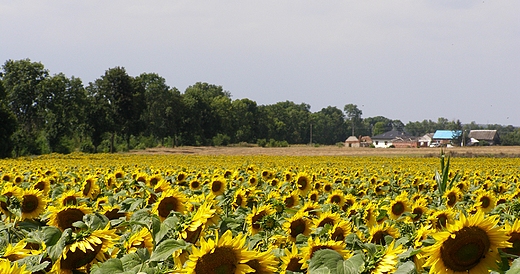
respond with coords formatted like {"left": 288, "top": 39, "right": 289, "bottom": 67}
{"left": 468, "top": 130, "right": 500, "bottom": 145}
{"left": 344, "top": 136, "right": 360, "bottom": 148}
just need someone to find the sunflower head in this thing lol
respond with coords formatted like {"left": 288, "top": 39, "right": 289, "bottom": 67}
{"left": 247, "top": 205, "right": 276, "bottom": 235}
{"left": 185, "top": 230, "right": 256, "bottom": 274}
{"left": 295, "top": 172, "right": 312, "bottom": 195}
{"left": 423, "top": 211, "right": 511, "bottom": 273}
{"left": 47, "top": 205, "right": 93, "bottom": 231}
{"left": 53, "top": 225, "right": 119, "bottom": 272}
{"left": 152, "top": 188, "right": 188, "bottom": 221}
{"left": 283, "top": 211, "right": 312, "bottom": 242}
{"left": 280, "top": 244, "right": 306, "bottom": 273}
{"left": 20, "top": 188, "right": 48, "bottom": 220}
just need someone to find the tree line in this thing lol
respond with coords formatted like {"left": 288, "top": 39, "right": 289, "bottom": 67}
{"left": 1, "top": 59, "right": 519, "bottom": 157}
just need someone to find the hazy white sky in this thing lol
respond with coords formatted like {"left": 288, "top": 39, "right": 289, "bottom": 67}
{"left": 1, "top": 1, "right": 519, "bottom": 126}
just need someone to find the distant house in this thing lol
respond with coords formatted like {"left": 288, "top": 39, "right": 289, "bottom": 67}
{"left": 468, "top": 130, "right": 500, "bottom": 145}
{"left": 344, "top": 136, "right": 360, "bottom": 148}
{"left": 371, "top": 130, "right": 412, "bottom": 148}
{"left": 418, "top": 133, "right": 434, "bottom": 147}
{"left": 392, "top": 136, "right": 419, "bottom": 148}
{"left": 433, "top": 130, "right": 463, "bottom": 146}
{"left": 359, "top": 136, "right": 372, "bottom": 147}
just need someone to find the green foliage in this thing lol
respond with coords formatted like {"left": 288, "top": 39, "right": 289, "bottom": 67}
{"left": 212, "top": 133, "right": 231, "bottom": 146}
{"left": 2, "top": 58, "right": 520, "bottom": 157}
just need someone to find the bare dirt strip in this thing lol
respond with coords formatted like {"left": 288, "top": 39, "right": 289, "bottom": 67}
{"left": 129, "top": 145, "right": 520, "bottom": 157}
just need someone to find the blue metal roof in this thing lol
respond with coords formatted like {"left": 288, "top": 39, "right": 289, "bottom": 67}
{"left": 433, "top": 130, "right": 462, "bottom": 139}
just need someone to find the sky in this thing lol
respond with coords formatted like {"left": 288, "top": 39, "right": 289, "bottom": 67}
{"left": 1, "top": 1, "right": 519, "bottom": 126}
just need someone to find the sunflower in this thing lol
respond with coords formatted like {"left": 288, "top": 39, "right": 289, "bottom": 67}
{"left": 329, "top": 220, "right": 352, "bottom": 242}
{"left": 147, "top": 173, "right": 162, "bottom": 188}
{"left": 189, "top": 178, "right": 202, "bottom": 191}
{"left": 283, "top": 171, "right": 294, "bottom": 182}
{"left": 313, "top": 211, "right": 341, "bottom": 229}
{"left": 422, "top": 211, "right": 511, "bottom": 273}
{"left": 444, "top": 187, "right": 463, "bottom": 208}
{"left": 474, "top": 190, "right": 496, "bottom": 214}
{"left": 176, "top": 171, "right": 189, "bottom": 186}
{"left": 387, "top": 192, "right": 410, "bottom": 220}
{"left": 56, "top": 189, "right": 82, "bottom": 207}
{"left": 1, "top": 240, "right": 32, "bottom": 261}
{"left": 32, "top": 178, "right": 51, "bottom": 196}
{"left": 410, "top": 198, "right": 430, "bottom": 223}
{"left": 181, "top": 201, "right": 217, "bottom": 244}
{"left": 20, "top": 188, "right": 48, "bottom": 220}
{"left": 368, "top": 222, "right": 400, "bottom": 245}
{"left": 502, "top": 219, "right": 520, "bottom": 256}
{"left": 247, "top": 205, "right": 276, "bottom": 235}
{"left": 364, "top": 202, "right": 378, "bottom": 227}
{"left": 298, "top": 201, "right": 321, "bottom": 218}
{"left": 51, "top": 225, "right": 119, "bottom": 273}
{"left": 0, "top": 258, "right": 30, "bottom": 274}
{"left": 308, "top": 190, "right": 320, "bottom": 203}
{"left": 185, "top": 230, "right": 257, "bottom": 274}
{"left": 283, "top": 211, "right": 312, "bottom": 242}
{"left": 81, "top": 176, "right": 100, "bottom": 199}
{"left": 280, "top": 244, "right": 306, "bottom": 274}
{"left": 247, "top": 176, "right": 259, "bottom": 188}
{"left": 327, "top": 189, "right": 345, "bottom": 207}
{"left": 341, "top": 193, "right": 357, "bottom": 211}
{"left": 371, "top": 241, "right": 405, "bottom": 274}
{"left": 414, "top": 224, "right": 433, "bottom": 248}
{"left": 46, "top": 205, "right": 93, "bottom": 231}
{"left": 245, "top": 248, "right": 278, "bottom": 274}
{"left": 233, "top": 188, "right": 248, "bottom": 210}
{"left": 125, "top": 227, "right": 154, "bottom": 254}
{"left": 0, "top": 184, "right": 23, "bottom": 215}
{"left": 268, "top": 178, "right": 279, "bottom": 188}
{"left": 300, "top": 236, "right": 349, "bottom": 269}
{"left": 428, "top": 208, "right": 456, "bottom": 230}
{"left": 283, "top": 190, "right": 300, "bottom": 209}
{"left": 152, "top": 188, "right": 188, "bottom": 221}
{"left": 209, "top": 177, "right": 227, "bottom": 197}
{"left": 323, "top": 182, "right": 333, "bottom": 193}
{"left": 100, "top": 204, "right": 127, "bottom": 221}
{"left": 295, "top": 172, "right": 312, "bottom": 196}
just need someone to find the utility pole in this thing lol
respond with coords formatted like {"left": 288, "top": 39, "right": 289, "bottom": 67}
{"left": 310, "top": 123, "right": 313, "bottom": 145}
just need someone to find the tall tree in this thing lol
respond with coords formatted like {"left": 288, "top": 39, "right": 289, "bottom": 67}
{"left": 89, "top": 67, "right": 143, "bottom": 152}
{"left": 136, "top": 73, "right": 182, "bottom": 145}
{"left": 230, "top": 98, "right": 259, "bottom": 143}
{"left": 181, "top": 82, "right": 231, "bottom": 145}
{"left": 2, "top": 59, "right": 49, "bottom": 155}
{"left": 344, "top": 104, "right": 363, "bottom": 137}
{"left": 40, "top": 74, "right": 87, "bottom": 153}
{"left": 262, "top": 101, "right": 311, "bottom": 144}
{"left": 310, "top": 106, "right": 347, "bottom": 144}
{"left": 0, "top": 79, "right": 17, "bottom": 157}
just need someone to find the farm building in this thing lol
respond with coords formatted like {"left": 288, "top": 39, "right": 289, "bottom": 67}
{"left": 359, "top": 136, "right": 372, "bottom": 147}
{"left": 418, "top": 133, "right": 434, "bottom": 147}
{"left": 344, "top": 136, "right": 372, "bottom": 148}
{"left": 468, "top": 130, "right": 500, "bottom": 145}
{"left": 391, "top": 136, "right": 419, "bottom": 148}
{"left": 371, "top": 130, "right": 413, "bottom": 148}
{"left": 344, "top": 136, "right": 360, "bottom": 147}
{"left": 432, "top": 130, "right": 463, "bottom": 146}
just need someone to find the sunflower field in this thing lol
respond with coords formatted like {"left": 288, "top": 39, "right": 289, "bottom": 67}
{"left": 1, "top": 152, "right": 520, "bottom": 274}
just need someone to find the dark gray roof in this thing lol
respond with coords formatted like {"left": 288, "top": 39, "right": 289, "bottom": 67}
{"left": 468, "top": 130, "right": 498, "bottom": 140}
{"left": 372, "top": 130, "right": 412, "bottom": 140}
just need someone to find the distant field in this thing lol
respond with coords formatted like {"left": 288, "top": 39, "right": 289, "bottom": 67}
{"left": 130, "top": 145, "right": 520, "bottom": 157}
